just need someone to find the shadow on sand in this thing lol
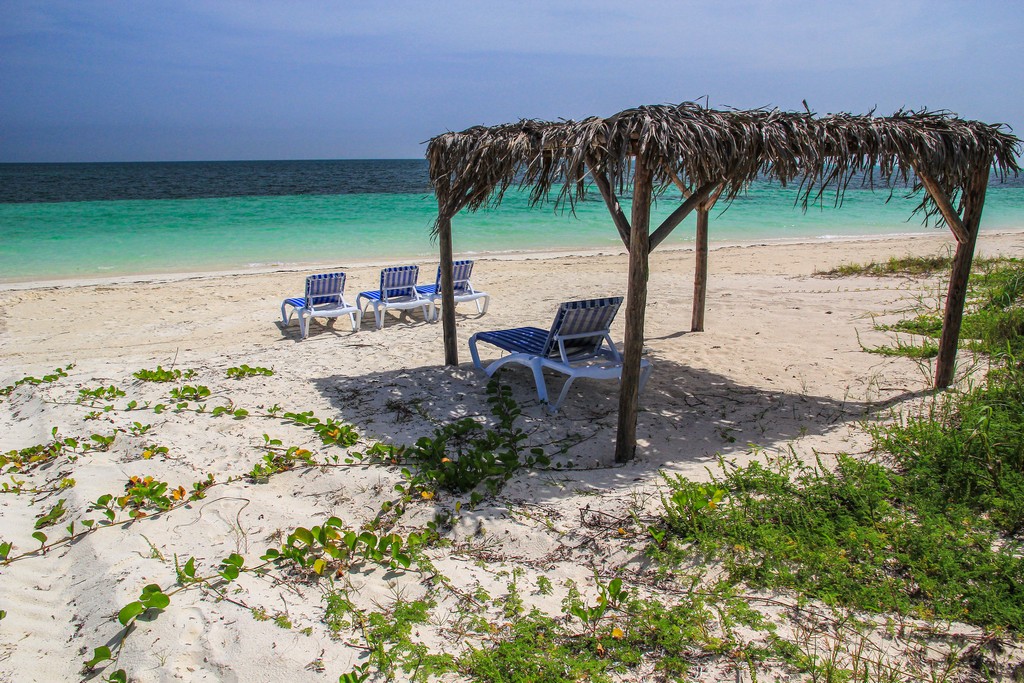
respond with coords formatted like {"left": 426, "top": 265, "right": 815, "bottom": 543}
{"left": 311, "top": 351, "right": 932, "bottom": 499}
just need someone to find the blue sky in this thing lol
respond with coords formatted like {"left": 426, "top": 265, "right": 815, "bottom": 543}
{"left": 1, "top": 1, "right": 1021, "bottom": 162}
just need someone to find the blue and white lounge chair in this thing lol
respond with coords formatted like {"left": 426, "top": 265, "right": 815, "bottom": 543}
{"left": 468, "top": 296, "right": 652, "bottom": 412}
{"left": 356, "top": 265, "right": 433, "bottom": 330}
{"left": 281, "top": 272, "right": 360, "bottom": 339}
{"left": 416, "top": 259, "right": 490, "bottom": 322}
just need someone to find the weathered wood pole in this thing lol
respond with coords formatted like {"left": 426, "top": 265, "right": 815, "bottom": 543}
{"left": 614, "top": 161, "right": 653, "bottom": 463}
{"left": 436, "top": 210, "right": 459, "bottom": 366}
{"left": 691, "top": 207, "right": 709, "bottom": 331}
{"left": 934, "top": 166, "right": 990, "bottom": 388}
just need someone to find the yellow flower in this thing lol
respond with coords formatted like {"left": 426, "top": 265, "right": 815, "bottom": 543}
{"left": 611, "top": 627, "right": 625, "bottom": 640}
{"left": 421, "top": 491, "right": 435, "bottom": 500}
{"left": 142, "top": 450, "right": 153, "bottom": 459}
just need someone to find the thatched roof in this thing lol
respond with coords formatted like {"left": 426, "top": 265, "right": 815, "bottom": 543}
{"left": 427, "top": 102, "right": 1020, "bottom": 226}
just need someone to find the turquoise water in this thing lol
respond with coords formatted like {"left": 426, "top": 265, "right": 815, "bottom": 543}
{"left": 2, "top": 182, "right": 1022, "bottom": 282}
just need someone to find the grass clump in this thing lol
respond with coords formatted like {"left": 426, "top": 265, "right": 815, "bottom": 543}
{"left": 862, "top": 336, "right": 939, "bottom": 358}
{"left": 874, "top": 352, "right": 1024, "bottom": 533}
{"left": 458, "top": 611, "right": 613, "bottom": 683}
{"left": 861, "top": 257, "right": 1024, "bottom": 358}
{"left": 819, "top": 253, "right": 955, "bottom": 278}
{"left": 654, "top": 452, "right": 1024, "bottom": 629}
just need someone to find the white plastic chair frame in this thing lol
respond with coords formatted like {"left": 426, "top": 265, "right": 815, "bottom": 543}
{"left": 281, "top": 272, "right": 361, "bottom": 339}
{"left": 356, "top": 265, "right": 434, "bottom": 330}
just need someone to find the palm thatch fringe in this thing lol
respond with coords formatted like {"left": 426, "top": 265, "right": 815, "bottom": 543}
{"left": 427, "top": 102, "right": 1019, "bottom": 228}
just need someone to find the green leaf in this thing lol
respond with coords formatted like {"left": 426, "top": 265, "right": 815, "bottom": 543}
{"left": 84, "top": 645, "right": 113, "bottom": 668}
{"left": 136, "top": 584, "right": 170, "bottom": 611}
{"left": 118, "top": 601, "right": 145, "bottom": 626}
{"left": 183, "top": 556, "right": 196, "bottom": 578}
{"left": 0, "top": 541, "right": 11, "bottom": 561}
{"left": 34, "top": 499, "right": 67, "bottom": 529}
{"left": 32, "top": 531, "right": 47, "bottom": 546}
{"left": 291, "top": 527, "right": 314, "bottom": 546}
{"left": 106, "top": 670, "right": 128, "bottom": 683}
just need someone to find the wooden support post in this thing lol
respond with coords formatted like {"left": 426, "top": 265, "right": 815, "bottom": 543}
{"left": 691, "top": 207, "right": 709, "bottom": 331}
{"left": 614, "top": 162, "right": 652, "bottom": 464}
{"left": 587, "top": 159, "right": 632, "bottom": 249}
{"left": 916, "top": 169, "right": 969, "bottom": 244}
{"left": 437, "top": 211, "right": 459, "bottom": 366}
{"left": 934, "top": 166, "right": 989, "bottom": 388}
{"left": 648, "top": 181, "right": 717, "bottom": 252}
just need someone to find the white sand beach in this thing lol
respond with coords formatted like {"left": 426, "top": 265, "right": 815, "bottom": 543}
{"left": 2, "top": 231, "right": 1023, "bottom": 681}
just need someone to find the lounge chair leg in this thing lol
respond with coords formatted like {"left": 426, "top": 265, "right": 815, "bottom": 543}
{"left": 468, "top": 334, "right": 484, "bottom": 370}
{"left": 549, "top": 377, "right": 578, "bottom": 413}
{"left": 529, "top": 358, "right": 549, "bottom": 406}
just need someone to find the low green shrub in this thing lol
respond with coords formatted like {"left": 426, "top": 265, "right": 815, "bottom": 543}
{"left": 654, "top": 451, "right": 1024, "bottom": 629}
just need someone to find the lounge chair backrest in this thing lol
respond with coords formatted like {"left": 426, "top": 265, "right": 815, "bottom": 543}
{"left": 305, "top": 272, "right": 346, "bottom": 308}
{"left": 543, "top": 297, "right": 623, "bottom": 360}
{"left": 432, "top": 259, "right": 476, "bottom": 295}
{"left": 380, "top": 265, "right": 419, "bottom": 302}
{"left": 431, "top": 259, "right": 475, "bottom": 294}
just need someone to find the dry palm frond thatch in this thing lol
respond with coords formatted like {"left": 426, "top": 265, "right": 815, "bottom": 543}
{"left": 427, "top": 102, "right": 1020, "bottom": 228}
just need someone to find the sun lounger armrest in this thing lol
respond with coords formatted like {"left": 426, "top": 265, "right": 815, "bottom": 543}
{"left": 553, "top": 331, "right": 619, "bottom": 364}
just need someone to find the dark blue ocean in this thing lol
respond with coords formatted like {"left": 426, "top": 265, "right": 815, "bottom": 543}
{"left": 1, "top": 160, "right": 1021, "bottom": 282}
